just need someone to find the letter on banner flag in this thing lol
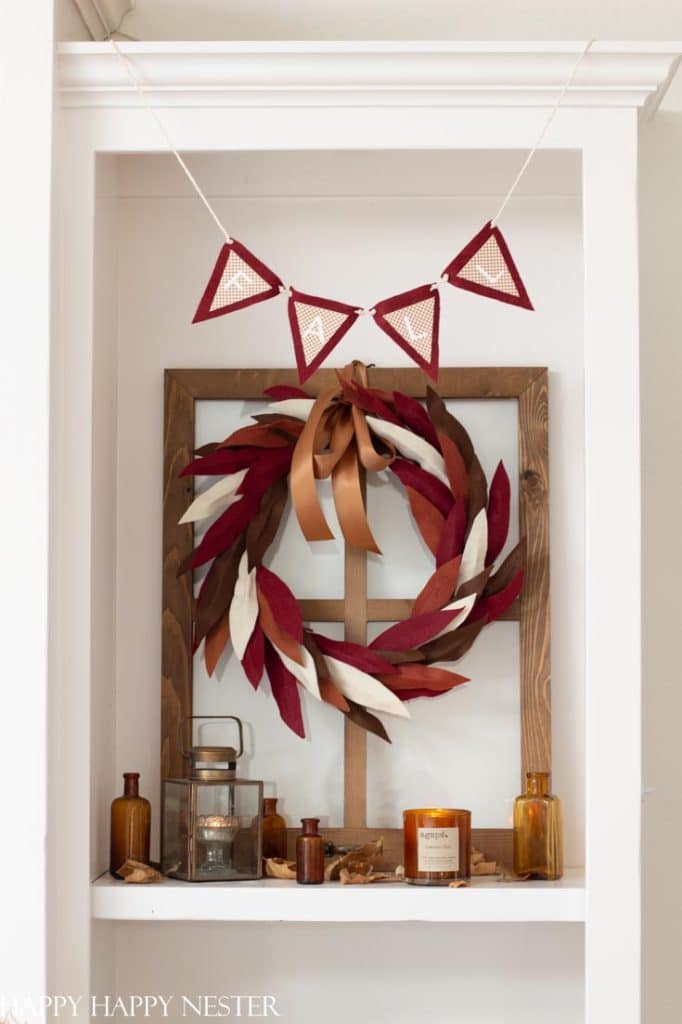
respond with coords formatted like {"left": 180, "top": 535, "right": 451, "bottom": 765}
{"left": 287, "top": 289, "right": 360, "bottom": 383}
{"left": 193, "top": 239, "right": 283, "bottom": 323}
{"left": 373, "top": 284, "right": 440, "bottom": 380}
{"left": 442, "top": 221, "right": 533, "bottom": 310}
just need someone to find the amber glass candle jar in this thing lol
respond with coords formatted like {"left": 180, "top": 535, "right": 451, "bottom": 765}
{"left": 403, "top": 808, "right": 471, "bottom": 885}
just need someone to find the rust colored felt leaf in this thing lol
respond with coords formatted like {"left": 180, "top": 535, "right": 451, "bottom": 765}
{"left": 392, "top": 391, "right": 441, "bottom": 451}
{"left": 242, "top": 622, "right": 265, "bottom": 688}
{"left": 312, "top": 634, "right": 397, "bottom": 676}
{"left": 486, "top": 461, "right": 511, "bottom": 565}
{"left": 246, "top": 477, "right": 288, "bottom": 569}
{"left": 381, "top": 664, "right": 469, "bottom": 692}
{"left": 204, "top": 612, "right": 230, "bottom": 677}
{"left": 435, "top": 499, "right": 468, "bottom": 566}
{"left": 344, "top": 700, "right": 391, "bottom": 743}
{"left": 257, "top": 586, "right": 303, "bottom": 666}
{"left": 264, "top": 642, "right": 305, "bottom": 738}
{"left": 256, "top": 565, "right": 304, "bottom": 642}
{"left": 419, "top": 617, "right": 487, "bottom": 664}
{"left": 412, "top": 556, "right": 462, "bottom": 617}
{"left": 484, "top": 537, "right": 526, "bottom": 597}
{"left": 438, "top": 432, "right": 468, "bottom": 499}
{"left": 369, "top": 609, "right": 459, "bottom": 652}
{"left": 426, "top": 388, "right": 475, "bottom": 468}
{"left": 405, "top": 486, "right": 444, "bottom": 556}
{"left": 390, "top": 460, "right": 453, "bottom": 518}
{"left": 318, "top": 677, "right": 351, "bottom": 712}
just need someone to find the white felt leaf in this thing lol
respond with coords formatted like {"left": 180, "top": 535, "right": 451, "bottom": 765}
{"left": 267, "top": 398, "right": 316, "bottom": 421}
{"left": 228, "top": 553, "right": 259, "bottom": 661}
{"left": 273, "top": 645, "right": 321, "bottom": 701}
{"left": 179, "top": 469, "right": 248, "bottom": 525}
{"left": 324, "top": 656, "right": 410, "bottom": 719}
{"left": 433, "top": 593, "right": 477, "bottom": 639}
{"left": 459, "top": 509, "right": 488, "bottom": 585}
{"left": 366, "top": 416, "right": 449, "bottom": 487}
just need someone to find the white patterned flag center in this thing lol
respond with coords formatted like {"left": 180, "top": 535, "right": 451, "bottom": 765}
{"left": 109, "top": 37, "right": 593, "bottom": 382}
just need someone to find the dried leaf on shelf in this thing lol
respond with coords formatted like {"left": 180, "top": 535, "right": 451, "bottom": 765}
{"left": 448, "top": 880, "right": 469, "bottom": 888}
{"left": 264, "top": 857, "right": 297, "bottom": 880}
{"left": 325, "top": 838, "right": 384, "bottom": 881}
{"left": 118, "top": 859, "right": 165, "bottom": 884}
{"left": 471, "top": 861, "right": 498, "bottom": 876}
{"left": 339, "top": 868, "right": 404, "bottom": 885}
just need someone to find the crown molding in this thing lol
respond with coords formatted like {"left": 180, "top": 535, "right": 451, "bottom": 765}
{"left": 56, "top": 41, "right": 681, "bottom": 116}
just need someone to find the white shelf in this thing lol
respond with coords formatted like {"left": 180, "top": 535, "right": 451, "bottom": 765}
{"left": 91, "top": 868, "right": 585, "bottom": 923}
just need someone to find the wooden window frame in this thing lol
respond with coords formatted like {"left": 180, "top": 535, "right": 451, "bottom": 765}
{"left": 163, "top": 366, "right": 550, "bottom": 864}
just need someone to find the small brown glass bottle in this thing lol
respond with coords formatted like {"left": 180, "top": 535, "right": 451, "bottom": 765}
{"left": 513, "top": 771, "right": 563, "bottom": 880}
{"left": 110, "top": 772, "right": 151, "bottom": 877}
{"left": 262, "top": 798, "right": 287, "bottom": 859}
{"left": 296, "top": 818, "right": 324, "bottom": 884}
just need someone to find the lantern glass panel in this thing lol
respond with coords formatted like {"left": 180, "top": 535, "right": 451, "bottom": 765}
{"left": 192, "top": 780, "right": 262, "bottom": 881}
{"left": 161, "top": 781, "right": 190, "bottom": 877}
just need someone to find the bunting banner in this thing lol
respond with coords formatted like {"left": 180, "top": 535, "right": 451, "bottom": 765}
{"left": 373, "top": 285, "right": 440, "bottom": 381}
{"left": 193, "top": 239, "right": 283, "bottom": 323}
{"left": 442, "top": 221, "right": 534, "bottom": 310}
{"left": 287, "top": 289, "right": 360, "bottom": 383}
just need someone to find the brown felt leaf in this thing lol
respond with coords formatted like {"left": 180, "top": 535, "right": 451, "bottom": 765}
{"left": 319, "top": 677, "right": 351, "bottom": 712}
{"left": 378, "top": 649, "right": 426, "bottom": 665}
{"left": 194, "top": 442, "right": 220, "bottom": 457}
{"left": 246, "top": 477, "right": 288, "bottom": 569}
{"left": 438, "top": 432, "right": 468, "bottom": 498}
{"left": 426, "top": 387, "right": 475, "bottom": 468}
{"left": 204, "top": 612, "right": 230, "bottom": 676}
{"left": 419, "top": 617, "right": 487, "bottom": 664}
{"left": 257, "top": 586, "right": 303, "bottom": 665}
{"left": 412, "top": 556, "right": 462, "bottom": 617}
{"left": 466, "top": 455, "right": 488, "bottom": 534}
{"left": 405, "top": 486, "right": 445, "bottom": 557}
{"left": 303, "top": 632, "right": 330, "bottom": 679}
{"left": 344, "top": 700, "right": 391, "bottom": 743}
{"left": 456, "top": 565, "right": 492, "bottom": 601}
{"left": 193, "top": 541, "right": 244, "bottom": 649}
{"left": 484, "top": 537, "right": 527, "bottom": 597}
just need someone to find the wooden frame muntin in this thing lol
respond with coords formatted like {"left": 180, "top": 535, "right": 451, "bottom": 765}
{"left": 163, "top": 365, "right": 550, "bottom": 862}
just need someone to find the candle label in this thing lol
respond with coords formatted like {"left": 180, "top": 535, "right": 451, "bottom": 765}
{"left": 417, "top": 827, "right": 459, "bottom": 872}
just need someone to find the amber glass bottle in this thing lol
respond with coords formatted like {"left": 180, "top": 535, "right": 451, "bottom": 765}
{"left": 296, "top": 818, "right": 324, "bottom": 884}
{"left": 110, "top": 772, "right": 151, "bottom": 877}
{"left": 262, "top": 798, "right": 287, "bottom": 859}
{"left": 513, "top": 771, "right": 563, "bottom": 880}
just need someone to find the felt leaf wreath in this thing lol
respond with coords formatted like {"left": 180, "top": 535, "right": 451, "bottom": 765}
{"left": 178, "top": 362, "right": 525, "bottom": 741}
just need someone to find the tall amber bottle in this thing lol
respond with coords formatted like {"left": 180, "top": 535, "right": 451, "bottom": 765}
{"left": 296, "top": 818, "right": 324, "bottom": 884}
{"left": 513, "top": 771, "right": 563, "bottom": 880}
{"left": 262, "top": 798, "right": 287, "bottom": 859}
{"left": 110, "top": 772, "right": 151, "bottom": 877}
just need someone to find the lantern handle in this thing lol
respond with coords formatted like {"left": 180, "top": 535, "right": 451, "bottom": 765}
{"left": 180, "top": 715, "right": 244, "bottom": 760}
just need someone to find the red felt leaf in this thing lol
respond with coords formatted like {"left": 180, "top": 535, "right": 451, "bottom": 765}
{"left": 390, "top": 459, "right": 454, "bottom": 518}
{"left": 345, "top": 382, "right": 401, "bottom": 425}
{"left": 405, "top": 486, "right": 444, "bottom": 557}
{"left": 435, "top": 499, "right": 468, "bottom": 566}
{"left": 217, "top": 423, "right": 294, "bottom": 449}
{"left": 237, "top": 446, "right": 293, "bottom": 497}
{"left": 181, "top": 446, "right": 263, "bottom": 478}
{"left": 380, "top": 664, "right": 469, "bottom": 692}
{"left": 438, "top": 432, "right": 468, "bottom": 499}
{"left": 188, "top": 493, "right": 260, "bottom": 570}
{"left": 486, "top": 461, "right": 511, "bottom": 565}
{"left": 255, "top": 565, "right": 304, "bottom": 641}
{"left": 369, "top": 609, "right": 459, "bottom": 652}
{"left": 412, "top": 556, "right": 461, "bottom": 617}
{"left": 471, "top": 568, "right": 524, "bottom": 624}
{"left": 242, "top": 622, "right": 265, "bottom": 688}
{"left": 264, "top": 642, "right": 305, "bottom": 738}
{"left": 312, "top": 634, "right": 397, "bottom": 675}
{"left": 264, "top": 385, "right": 309, "bottom": 400}
{"left": 392, "top": 391, "right": 441, "bottom": 451}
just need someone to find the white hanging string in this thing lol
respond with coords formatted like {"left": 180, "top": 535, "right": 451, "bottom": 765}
{"left": 108, "top": 37, "right": 232, "bottom": 244}
{"left": 491, "top": 40, "right": 594, "bottom": 227}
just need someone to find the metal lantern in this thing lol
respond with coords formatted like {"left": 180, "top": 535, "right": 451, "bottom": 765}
{"left": 161, "top": 715, "right": 263, "bottom": 881}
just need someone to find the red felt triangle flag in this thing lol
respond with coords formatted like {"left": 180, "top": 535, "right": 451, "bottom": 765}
{"left": 373, "top": 284, "right": 440, "bottom": 379}
{"left": 443, "top": 222, "right": 533, "bottom": 310}
{"left": 287, "top": 289, "right": 359, "bottom": 383}
{"left": 193, "top": 239, "right": 283, "bottom": 323}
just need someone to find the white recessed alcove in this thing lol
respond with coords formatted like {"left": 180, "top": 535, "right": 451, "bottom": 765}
{"left": 50, "top": 41, "right": 676, "bottom": 1023}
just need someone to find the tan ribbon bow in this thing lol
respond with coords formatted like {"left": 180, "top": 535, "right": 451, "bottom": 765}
{"left": 290, "top": 363, "right": 395, "bottom": 553}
